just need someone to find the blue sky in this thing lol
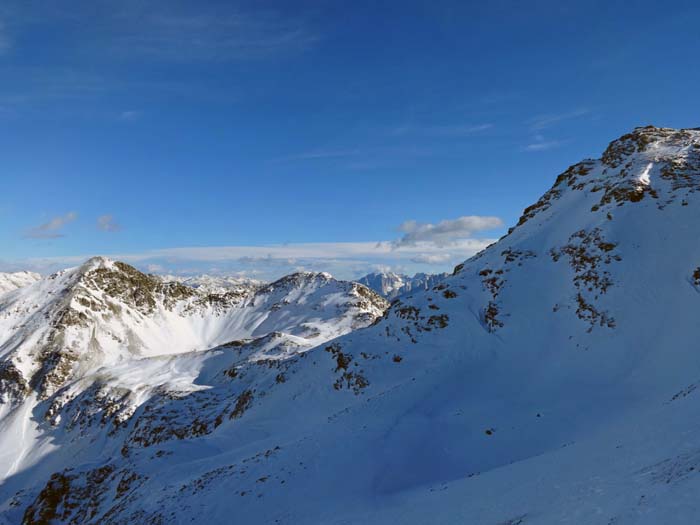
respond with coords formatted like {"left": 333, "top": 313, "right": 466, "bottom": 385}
{"left": 2, "top": 0, "right": 699, "bottom": 279}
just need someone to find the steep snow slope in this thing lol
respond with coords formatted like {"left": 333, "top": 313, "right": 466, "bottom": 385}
{"left": 0, "top": 271, "right": 41, "bottom": 297}
{"left": 4, "top": 126, "right": 700, "bottom": 524}
{"left": 357, "top": 271, "right": 448, "bottom": 299}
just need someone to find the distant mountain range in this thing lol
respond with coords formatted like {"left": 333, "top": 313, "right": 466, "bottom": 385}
{"left": 0, "top": 270, "right": 40, "bottom": 296}
{"left": 159, "top": 270, "right": 449, "bottom": 301}
{"left": 154, "top": 273, "right": 266, "bottom": 295}
{"left": 356, "top": 271, "right": 448, "bottom": 299}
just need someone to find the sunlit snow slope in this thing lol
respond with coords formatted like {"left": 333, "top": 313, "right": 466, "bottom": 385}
{"left": 3, "top": 126, "right": 700, "bottom": 524}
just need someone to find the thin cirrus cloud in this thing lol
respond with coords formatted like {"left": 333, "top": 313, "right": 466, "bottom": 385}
{"left": 522, "top": 109, "right": 589, "bottom": 152}
{"left": 117, "top": 240, "right": 487, "bottom": 263}
{"left": 273, "top": 146, "right": 436, "bottom": 167}
{"left": 391, "top": 123, "right": 494, "bottom": 137}
{"left": 2, "top": 4, "right": 316, "bottom": 63}
{"left": 275, "top": 149, "right": 361, "bottom": 162}
{"left": 118, "top": 110, "right": 141, "bottom": 121}
{"left": 393, "top": 215, "right": 504, "bottom": 248}
{"left": 528, "top": 109, "right": 590, "bottom": 131}
{"left": 24, "top": 212, "right": 78, "bottom": 239}
{"left": 521, "top": 138, "right": 566, "bottom": 152}
{"left": 106, "top": 7, "right": 317, "bottom": 62}
{"left": 97, "top": 215, "right": 121, "bottom": 232}
{"left": 0, "top": 6, "right": 316, "bottom": 116}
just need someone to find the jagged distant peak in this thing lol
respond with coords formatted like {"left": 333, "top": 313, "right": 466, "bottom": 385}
{"left": 357, "top": 270, "right": 448, "bottom": 299}
{"left": 156, "top": 273, "right": 265, "bottom": 294}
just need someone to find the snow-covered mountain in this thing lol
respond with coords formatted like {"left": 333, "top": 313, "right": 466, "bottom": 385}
{"left": 4, "top": 126, "right": 700, "bottom": 524}
{"left": 0, "top": 271, "right": 41, "bottom": 297}
{"left": 357, "top": 271, "right": 448, "bottom": 299}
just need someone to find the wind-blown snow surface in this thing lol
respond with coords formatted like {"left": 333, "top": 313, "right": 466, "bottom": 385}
{"left": 4, "top": 126, "right": 700, "bottom": 524}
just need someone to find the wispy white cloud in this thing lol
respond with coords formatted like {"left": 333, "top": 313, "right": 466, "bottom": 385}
{"left": 9, "top": 209, "right": 503, "bottom": 278}
{"left": 3, "top": 237, "right": 496, "bottom": 280}
{"left": 97, "top": 214, "right": 121, "bottom": 232}
{"left": 108, "top": 8, "right": 317, "bottom": 62}
{"left": 122, "top": 240, "right": 492, "bottom": 262}
{"left": 393, "top": 215, "right": 503, "bottom": 248}
{"left": 0, "top": 5, "right": 317, "bottom": 117}
{"left": 521, "top": 138, "right": 566, "bottom": 152}
{"left": 24, "top": 212, "right": 77, "bottom": 239}
{"left": 0, "top": 66, "right": 121, "bottom": 116}
{"left": 528, "top": 109, "right": 589, "bottom": 131}
{"left": 273, "top": 145, "right": 436, "bottom": 166}
{"left": 118, "top": 110, "right": 141, "bottom": 121}
{"left": 274, "top": 149, "right": 361, "bottom": 162}
{"left": 410, "top": 253, "right": 452, "bottom": 265}
{"left": 392, "top": 123, "right": 494, "bottom": 137}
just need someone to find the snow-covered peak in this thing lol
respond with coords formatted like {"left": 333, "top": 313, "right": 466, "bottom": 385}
{"left": 505, "top": 125, "right": 700, "bottom": 239}
{"left": 357, "top": 271, "right": 406, "bottom": 296}
{"left": 601, "top": 125, "right": 700, "bottom": 169}
{"left": 79, "top": 255, "right": 115, "bottom": 270}
{"left": 262, "top": 271, "right": 334, "bottom": 290}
